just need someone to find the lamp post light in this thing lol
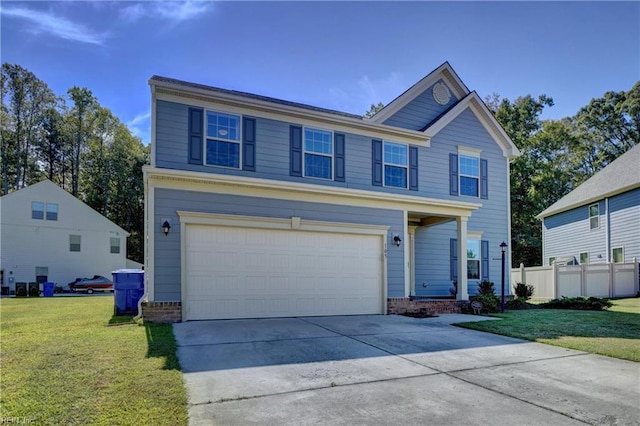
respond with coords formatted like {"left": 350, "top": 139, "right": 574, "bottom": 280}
{"left": 500, "top": 241, "right": 508, "bottom": 313}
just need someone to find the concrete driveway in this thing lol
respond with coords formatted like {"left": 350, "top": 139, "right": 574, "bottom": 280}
{"left": 173, "top": 314, "right": 640, "bottom": 425}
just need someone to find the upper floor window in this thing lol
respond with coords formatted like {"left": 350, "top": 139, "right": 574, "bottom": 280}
{"left": 205, "top": 110, "right": 241, "bottom": 168}
{"left": 304, "top": 128, "right": 333, "bottom": 179}
{"left": 589, "top": 203, "right": 599, "bottom": 229}
{"left": 32, "top": 202, "right": 44, "bottom": 220}
{"left": 69, "top": 235, "right": 81, "bottom": 252}
{"left": 46, "top": 203, "right": 58, "bottom": 221}
{"left": 110, "top": 237, "right": 120, "bottom": 254}
{"left": 460, "top": 155, "right": 479, "bottom": 197}
{"left": 384, "top": 141, "right": 408, "bottom": 188}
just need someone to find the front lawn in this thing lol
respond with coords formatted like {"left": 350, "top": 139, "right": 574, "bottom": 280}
{"left": 456, "top": 298, "right": 640, "bottom": 362}
{"left": 0, "top": 296, "right": 188, "bottom": 425}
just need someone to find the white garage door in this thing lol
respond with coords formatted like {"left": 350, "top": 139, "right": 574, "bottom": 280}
{"left": 185, "top": 224, "right": 384, "bottom": 320}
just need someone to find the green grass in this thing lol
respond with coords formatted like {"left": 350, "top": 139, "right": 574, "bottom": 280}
{"left": 0, "top": 296, "right": 188, "bottom": 425}
{"left": 456, "top": 298, "right": 640, "bottom": 362}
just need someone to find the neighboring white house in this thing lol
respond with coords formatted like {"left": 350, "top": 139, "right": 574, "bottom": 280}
{"left": 0, "top": 180, "right": 131, "bottom": 293}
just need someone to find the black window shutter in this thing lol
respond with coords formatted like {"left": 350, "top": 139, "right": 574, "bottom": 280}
{"left": 480, "top": 159, "right": 488, "bottom": 199}
{"left": 372, "top": 139, "right": 383, "bottom": 186}
{"left": 188, "top": 107, "right": 203, "bottom": 165}
{"left": 290, "top": 125, "right": 302, "bottom": 177}
{"left": 409, "top": 146, "right": 418, "bottom": 191}
{"left": 449, "top": 153, "right": 458, "bottom": 195}
{"left": 242, "top": 117, "right": 256, "bottom": 171}
{"left": 481, "top": 240, "right": 489, "bottom": 281}
{"left": 450, "top": 238, "right": 458, "bottom": 281}
{"left": 334, "top": 133, "right": 345, "bottom": 182}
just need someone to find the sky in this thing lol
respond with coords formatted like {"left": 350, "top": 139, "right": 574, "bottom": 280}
{"left": 1, "top": 1, "right": 639, "bottom": 145}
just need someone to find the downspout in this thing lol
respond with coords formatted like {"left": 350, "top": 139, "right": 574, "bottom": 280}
{"left": 133, "top": 173, "right": 149, "bottom": 322}
{"left": 605, "top": 198, "right": 611, "bottom": 263}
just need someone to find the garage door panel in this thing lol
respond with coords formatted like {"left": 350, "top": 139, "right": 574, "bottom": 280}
{"left": 185, "top": 224, "right": 384, "bottom": 320}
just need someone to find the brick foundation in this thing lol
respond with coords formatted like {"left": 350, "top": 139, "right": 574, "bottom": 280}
{"left": 387, "top": 297, "right": 468, "bottom": 315}
{"left": 141, "top": 301, "right": 182, "bottom": 323}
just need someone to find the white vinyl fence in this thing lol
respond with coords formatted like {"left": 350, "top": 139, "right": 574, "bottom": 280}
{"left": 511, "top": 260, "right": 639, "bottom": 301}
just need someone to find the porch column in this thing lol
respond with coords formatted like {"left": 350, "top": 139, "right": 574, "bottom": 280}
{"left": 408, "top": 225, "right": 418, "bottom": 297}
{"left": 456, "top": 216, "right": 469, "bottom": 300}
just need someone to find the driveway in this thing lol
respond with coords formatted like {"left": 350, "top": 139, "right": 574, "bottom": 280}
{"left": 173, "top": 314, "right": 639, "bottom": 425}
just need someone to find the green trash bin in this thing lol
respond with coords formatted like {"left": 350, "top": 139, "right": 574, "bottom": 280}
{"left": 16, "top": 282, "right": 27, "bottom": 297}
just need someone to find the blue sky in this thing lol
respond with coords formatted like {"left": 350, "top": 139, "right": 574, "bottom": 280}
{"left": 2, "top": 1, "right": 639, "bottom": 144}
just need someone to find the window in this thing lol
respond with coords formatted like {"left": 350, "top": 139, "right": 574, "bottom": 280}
{"left": 32, "top": 202, "right": 44, "bottom": 219}
{"left": 205, "top": 110, "right": 241, "bottom": 168}
{"left": 589, "top": 203, "right": 599, "bottom": 229}
{"left": 383, "top": 141, "right": 408, "bottom": 188}
{"left": 612, "top": 247, "right": 624, "bottom": 263}
{"left": 304, "top": 128, "right": 332, "bottom": 179}
{"left": 35, "top": 266, "right": 48, "bottom": 283}
{"left": 467, "top": 239, "right": 481, "bottom": 280}
{"left": 460, "top": 155, "right": 479, "bottom": 197}
{"left": 110, "top": 237, "right": 120, "bottom": 254}
{"left": 46, "top": 203, "right": 58, "bottom": 221}
{"left": 579, "top": 252, "right": 589, "bottom": 264}
{"left": 69, "top": 235, "right": 81, "bottom": 252}
{"left": 549, "top": 257, "right": 556, "bottom": 266}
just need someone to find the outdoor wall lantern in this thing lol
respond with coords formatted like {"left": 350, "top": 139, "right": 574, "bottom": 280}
{"left": 162, "top": 220, "right": 172, "bottom": 236}
{"left": 393, "top": 234, "right": 402, "bottom": 247}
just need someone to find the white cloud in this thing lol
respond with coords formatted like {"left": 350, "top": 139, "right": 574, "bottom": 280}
{"left": 1, "top": 7, "right": 107, "bottom": 45}
{"left": 127, "top": 111, "right": 151, "bottom": 143}
{"left": 119, "top": 1, "right": 214, "bottom": 23}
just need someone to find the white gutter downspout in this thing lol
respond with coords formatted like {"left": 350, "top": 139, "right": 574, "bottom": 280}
{"left": 605, "top": 198, "right": 611, "bottom": 263}
{"left": 133, "top": 173, "right": 149, "bottom": 321}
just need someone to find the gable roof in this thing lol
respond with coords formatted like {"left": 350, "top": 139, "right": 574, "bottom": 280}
{"left": 367, "top": 62, "right": 470, "bottom": 124}
{"left": 537, "top": 144, "right": 640, "bottom": 219}
{"left": 423, "top": 91, "right": 521, "bottom": 159}
{"left": 1, "top": 179, "right": 129, "bottom": 236}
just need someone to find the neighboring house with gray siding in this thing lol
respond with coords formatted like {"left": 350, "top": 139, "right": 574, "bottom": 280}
{"left": 537, "top": 144, "right": 640, "bottom": 266}
{"left": 144, "top": 62, "right": 520, "bottom": 321}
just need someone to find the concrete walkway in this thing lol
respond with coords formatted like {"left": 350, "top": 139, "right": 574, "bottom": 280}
{"left": 173, "top": 314, "right": 640, "bottom": 425}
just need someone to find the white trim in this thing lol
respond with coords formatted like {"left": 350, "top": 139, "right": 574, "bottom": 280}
{"left": 303, "top": 126, "right": 334, "bottom": 180}
{"left": 144, "top": 166, "right": 481, "bottom": 218}
{"left": 424, "top": 92, "right": 520, "bottom": 160}
{"left": 177, "top": 211, "right": 390, "bottom": 320}
{"left": 152, "top": 84, "right": 430, "bottom": 147}
{"left": 408, "top": 225, "right": 418, "bottom": 297}
{"left": 457, "top": 145, "right": 482, "bottom": 156}
{"left": 589, "top": 202, "right": 600, "bottom": 230}
{"left": 467, "top": 230, "right": 483, "bottom": 240}
{"left": 507, "top": 159, "right": 514, "bottom": 281}
{"left": 382, "top": 141, "right": 409, "bottom": 189}
{"left": 150, "top": 84, "right": 157, "bottom": 167}
{"left": 368, "top": 62, "right": 469, "bottom": 124}
{"left": 145, "top": 178, "right": 155, "bottom": 301}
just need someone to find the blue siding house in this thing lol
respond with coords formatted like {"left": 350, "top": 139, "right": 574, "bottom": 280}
{"left": 143, "top": 62, "right": 520, "bottom": 321}
{"left": 538, "top": 144, "right": 640, "bottom": 266}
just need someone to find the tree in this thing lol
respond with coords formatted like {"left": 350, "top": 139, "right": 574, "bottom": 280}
{"left": 0, "top": 63, "right": 56, "bottom": 194}
{"left": 364, "top": 102, "right": 385, "bottom": 118}
{"left": 67, "top": 86, "right": 97, "bottom": 197}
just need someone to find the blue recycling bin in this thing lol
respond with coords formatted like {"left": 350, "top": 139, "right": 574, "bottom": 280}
{"left": 112, "top": 269, "right": 144, "bottom": 315}
{"left": 43, "top": 282, "right": 55, "bottom": 297}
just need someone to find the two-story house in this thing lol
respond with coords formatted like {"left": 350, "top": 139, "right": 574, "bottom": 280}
{"left": 538, "top": 143, "right": 640, "bottom": 266}
{"left": 142, "top": 62, "right": 520, "bottom": 322}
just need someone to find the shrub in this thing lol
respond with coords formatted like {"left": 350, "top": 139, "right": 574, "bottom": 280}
{"left": 471, "top": 294, "right": 500, "bottom": 313}
{"left": 477, "top": 280, "right": 495, "bottom": 296}
{"left": 513, "top": 282, "right": 534, "bottom": 300}
{"left": 505, "top": 298, "right": 532, "bottom": 310}
{"left": 541, "top": 296, "right": 612, "bottom": 311}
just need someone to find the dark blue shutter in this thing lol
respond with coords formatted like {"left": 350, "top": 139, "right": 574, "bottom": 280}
{"left": 449, "top": 153, "right": 458, "bottom": 195}
{"left": 290, "top": 126, "right": 302, "bottom": 177}
{"left": 480, "top": 159, "right": 488, "bottom": 199}
{"left": 409, "top": 146, "right": 418, "bottom": 191}
{"left": 372, "top": 139, "right": 383, "bottom": 186}
{"left": 334, "top": 133, "right": 345, "bottom": 182}
{"left": 242, "top": 117, "right": 256, "bottom": 171}
{"left": 188, "top": 107, "right": 203, "bottom": 165}
{"left": 450, "top": 238, "right": 458, "bottom": 281}
{"left": 481, "top": 240, "right": 489, "bottom": 281}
